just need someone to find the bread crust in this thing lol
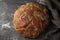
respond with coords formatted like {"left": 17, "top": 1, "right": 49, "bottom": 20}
{"left": 13, "top": 2, "right": 49, "bottom": 38}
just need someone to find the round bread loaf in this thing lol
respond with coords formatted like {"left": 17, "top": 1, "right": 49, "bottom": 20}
{"left": 13, "top": 2, "right": 49, "bottom": 38}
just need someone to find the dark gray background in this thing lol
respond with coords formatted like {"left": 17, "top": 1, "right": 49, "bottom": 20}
{"left": 0, "top": 0, "right": 60, "bottom": 40}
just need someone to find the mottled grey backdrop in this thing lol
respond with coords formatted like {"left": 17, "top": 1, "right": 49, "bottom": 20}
{"left": 0, "top": 0, "right": 60, "bottom": 40}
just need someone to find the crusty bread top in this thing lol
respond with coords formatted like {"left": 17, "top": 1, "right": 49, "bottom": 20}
{"left": 13, "top": 2, "right": 49, "bottom": 38}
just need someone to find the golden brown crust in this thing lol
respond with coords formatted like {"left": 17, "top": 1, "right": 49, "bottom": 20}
{"left": 13, "top": 2, "right": 49, "bottom": 38}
